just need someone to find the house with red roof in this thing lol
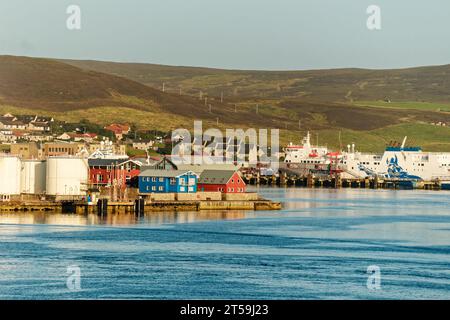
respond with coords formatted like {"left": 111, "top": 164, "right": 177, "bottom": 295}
{"left": 104, "top": 124, "right": 131, "bottom": 140}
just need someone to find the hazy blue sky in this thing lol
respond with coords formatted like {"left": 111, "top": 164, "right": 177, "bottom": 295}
{"left": 0, "top": 0, "right": 449, "bottom": 70}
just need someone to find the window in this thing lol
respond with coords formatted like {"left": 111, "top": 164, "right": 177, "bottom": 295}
{"left": 152, "top": 177, "right": 156, "bottom": 182}
{"left": 158, "top": 186, "right": 164, "bottom": 191}
{"left": 170, "top": 178, "right": 176, "bottom": 185}
{"left": 152, "top": 186, "right": 156, "bottom": 191}
{"left": 179, "top": 177, "right": 185, "bottom": 184}
{"left": 159, "top": 177, "right": 164, "bottom": 182}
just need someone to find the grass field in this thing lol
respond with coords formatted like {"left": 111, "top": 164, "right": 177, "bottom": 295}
{"left": 354, "top": 101, "right": 450, "bottom": 113}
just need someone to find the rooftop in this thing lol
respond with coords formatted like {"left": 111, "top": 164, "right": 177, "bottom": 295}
{"left": 198, "top": 170, "right": 239, "bottom": 184}
{"left": 139, "top": 169, "right": 197, "bottom": 178}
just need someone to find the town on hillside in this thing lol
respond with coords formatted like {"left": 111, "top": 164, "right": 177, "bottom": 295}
{"left": 0, "top": 113, "right": 272, "bottom": 207}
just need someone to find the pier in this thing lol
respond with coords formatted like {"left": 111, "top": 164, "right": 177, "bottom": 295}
{"left": 0, "top": 198, "right": 282, "bottom": 215}
{"left": 243, "top": 172, "right": 444, "bottom": 191}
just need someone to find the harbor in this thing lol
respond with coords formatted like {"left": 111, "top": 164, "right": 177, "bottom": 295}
{"left": 242, "top": 132, "right": 450, "bottom": 191}
{"left": 1, "top": 113, "right": 450, "bottom": 214}
{"left": 243, "top": 171, "right": 444, "bottom": 190}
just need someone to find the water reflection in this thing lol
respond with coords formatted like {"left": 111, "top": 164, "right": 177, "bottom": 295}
{"left": 0, "top": 210, "right": 254, "bottom": 227}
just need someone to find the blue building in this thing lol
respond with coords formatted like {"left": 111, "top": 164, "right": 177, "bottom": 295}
{"left": 138, "top": 169, "right": 198, "bottom": 193}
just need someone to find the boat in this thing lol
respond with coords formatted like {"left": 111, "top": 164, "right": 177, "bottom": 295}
{"left": 284, "top": 132, "right": 330, "bottom": 165}
{"left": 340, "top": 137, "right": 450, "bottom": 181}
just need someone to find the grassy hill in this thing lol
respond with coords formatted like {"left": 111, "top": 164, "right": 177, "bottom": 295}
{"left": 1, "top": 55, "right": 450, "bottom": 152}
{"left": 61, "top": 59, "right": 450, "bottom": 103}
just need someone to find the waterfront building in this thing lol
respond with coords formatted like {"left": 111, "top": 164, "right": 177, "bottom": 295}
{"left": 88, "top": 158, "right": 142, "bottom": 187}
{"left": 138, "top": 170, "right": 198, "bottom": 194}
{"left": 198, "top": 170, "right": 246, "bottom": 193}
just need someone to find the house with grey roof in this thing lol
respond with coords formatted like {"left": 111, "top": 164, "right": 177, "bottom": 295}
{"left": 198, "top": 170, "right": 246, "bottom": 193}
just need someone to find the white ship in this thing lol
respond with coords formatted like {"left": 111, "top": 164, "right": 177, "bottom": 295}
{"left": 341, "top": 137, "right": 450, "bottom": 181}
{"left": 284, "top": 132, "right": 330, "bottom": 165}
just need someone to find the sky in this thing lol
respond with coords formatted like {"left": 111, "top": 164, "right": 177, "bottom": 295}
{"left": 0, "top": 0, "right": 449, "bottom": 70}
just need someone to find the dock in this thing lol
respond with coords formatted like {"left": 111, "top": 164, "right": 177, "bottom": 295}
{"left": 0, "top": 198, "right": 282, "bottom": 215}
{"left": 243, "top": 172, "right": 443, "bottom": 191}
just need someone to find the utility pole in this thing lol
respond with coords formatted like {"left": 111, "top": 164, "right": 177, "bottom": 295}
{"left": 162, "top": 82, "right": 165, "bottom": 93}
{"left": 221, "top": 91, "right": 224, "bottom": 103}
{"left": 234, "top": 104, "right": 237, "bottom": 113}
{"left": 256, "top": 104, "right": 259, "bottom": 114}
{"left": 209, "top": 104, "right": 212, "bottom": 113}
{"left": 216, "top": 117, "right": 219, "bottom": 125}
{"left": 298, "top": 120, "right": 301, "bottom": 130}
{"left": 204, "top": 96, "right": 208, "bottom": 107}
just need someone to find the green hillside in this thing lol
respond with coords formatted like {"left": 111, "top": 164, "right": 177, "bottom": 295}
{"left": 61, "top": 59, "right": 450, "bottom": 103}
{"left": 1, "top": 55, "right": 450, "bottom": 153}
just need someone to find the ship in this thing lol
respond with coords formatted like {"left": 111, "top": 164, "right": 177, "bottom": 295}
{"left": 284, "top": 132, "right": 330, "bottom": 165}
{"left": 340, "top": 137, "right": 450, "bottom": 184}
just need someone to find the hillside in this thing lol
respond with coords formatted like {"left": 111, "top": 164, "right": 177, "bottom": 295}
{"left": 61, "top": 59, "right": 450, "bottom": 103}
{"left": 0, "top": 55, "right": 291, "bottom": 129}
{"left": 2, "top": 55, "right": 450, "bottom": 152}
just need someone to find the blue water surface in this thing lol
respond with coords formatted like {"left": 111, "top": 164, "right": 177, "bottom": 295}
{"left": 1, "top": 187, "right": 450, "bottom": 299}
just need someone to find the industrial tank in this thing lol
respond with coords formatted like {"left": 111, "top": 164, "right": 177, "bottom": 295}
{"left": 0, "top": 156, "right": 22, "bottom": 195}
{"left": 21, "top": 160, "right": 46, "bottom": 194}
{"left": 46, "top": 157, "right": 88, "bottom": 196}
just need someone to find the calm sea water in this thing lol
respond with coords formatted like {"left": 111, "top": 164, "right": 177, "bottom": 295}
{"left": 1, "top": 187, "right": 450, "bottom": 300}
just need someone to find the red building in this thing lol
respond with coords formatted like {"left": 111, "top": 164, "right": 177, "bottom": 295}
{"left": 88, "top": 159, "right": 142, "bottom": 187}
{"left": 104, "top": 124, "right": 130, "bottom": 140}
{"left": 198, "top": 170, "right": 246, "bottom": 193}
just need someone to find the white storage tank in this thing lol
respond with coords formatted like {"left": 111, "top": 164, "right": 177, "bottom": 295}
{"left": 46, "top": 157, "right": 88, "bottom": 196}
{"left": 0, "top": 156, "right": 22, "bottom": 195}
{"left": 21, "top": 160, "right": 47, "bottom": 194}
